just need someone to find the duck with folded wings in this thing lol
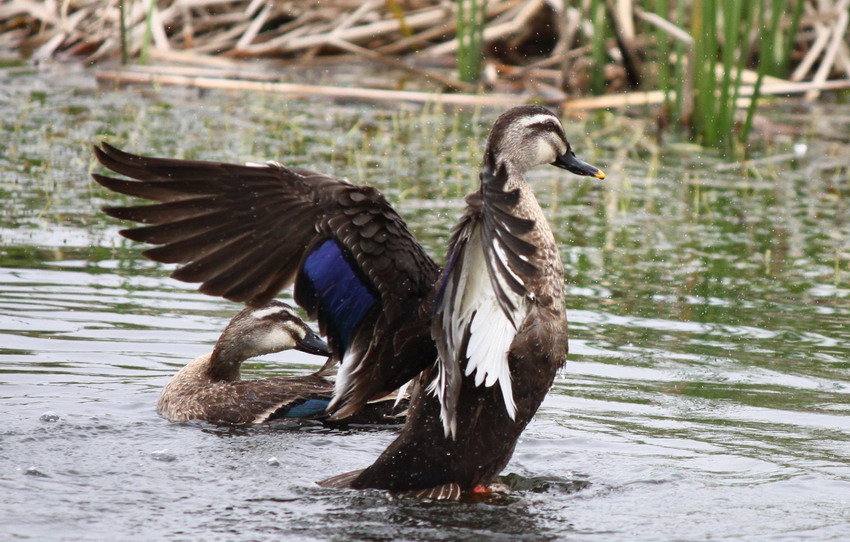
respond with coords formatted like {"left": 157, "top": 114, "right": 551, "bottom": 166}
{"left": 93, "top": 105, "right": 605, "bottom": 500}
{"left": 157, "top": 300, "right": 405, "bottom": 427}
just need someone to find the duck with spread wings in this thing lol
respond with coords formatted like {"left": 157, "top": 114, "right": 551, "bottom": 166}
{"left": 92, "top": 105, "right": 605, "bottom": 499}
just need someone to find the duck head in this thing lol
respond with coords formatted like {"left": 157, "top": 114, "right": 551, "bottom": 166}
{"left": 208, "top": 301, "right": 329, "bottom": 381}
{"left": 483, "top": 105, "right": 606, "bottom": 178}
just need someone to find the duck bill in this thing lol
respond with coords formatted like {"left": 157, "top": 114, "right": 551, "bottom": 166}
{"left": 552, "top": 151, "right": 606, "bottom": 179}
{"left": 296, "top": 329, "right": 331, "bottom": 356}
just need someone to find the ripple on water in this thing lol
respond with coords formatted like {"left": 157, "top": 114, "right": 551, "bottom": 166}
{"left": 1, "top": 71, "right": 849, "bottom": 540}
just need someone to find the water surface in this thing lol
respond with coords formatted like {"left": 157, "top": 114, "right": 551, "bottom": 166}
{"left": 1, "top": 65, "right": 849, "bottom": 540}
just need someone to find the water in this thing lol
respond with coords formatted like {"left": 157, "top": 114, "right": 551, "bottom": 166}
{"left": 2, "top": 64, "right": 849, "bottom": 540}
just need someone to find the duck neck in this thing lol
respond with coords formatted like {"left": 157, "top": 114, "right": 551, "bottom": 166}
{"left": 481, "top": 150, "right": 559, "bottom": 275}
{"left": 482, "top": 151, "right": 528, "bottom": 194}
{"left": 207, "top": 341, "right": 246, "bottom": 382}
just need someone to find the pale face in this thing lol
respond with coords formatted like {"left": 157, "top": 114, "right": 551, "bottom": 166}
{"left": 241, "top": 302, "right": 329, "bottom": 357}
{"left": 530, "top": 129, "right": 568, "bottom": 167}
{"left": 488, "top": 109, "right": 570, "bottom": 172}
{"left": 519, "top": 113, "right": 569, "bottom": 168}
{"left": 252, "top": 321, "right": 304, "bottom": 353}
{"left": 248, "top": 304, "right": 308, "bottom": 354}
{"left": 210, "top": 302, "right": 329, "bottom": 374}
{"left": 485, "top": 106, "right": 605, "bottom": 179}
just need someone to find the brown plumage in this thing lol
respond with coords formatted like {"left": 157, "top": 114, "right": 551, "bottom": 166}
{"left": 93, "top": 105, "right": 605, "bottom": 498}
{"left": 93, "top": 144, "right": 439, "bottom": 419}
{"left": 158, "top": 301, "right": 333, "bottom": 425}
{"left": 157, "top": 301, "right": 404, "bottom": 426}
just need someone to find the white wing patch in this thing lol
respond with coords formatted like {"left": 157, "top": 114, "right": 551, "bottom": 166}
{"left": 437, "top": 225, "right": 526, "bottom": 436}
{"left": 393, "top": 378, "right": 412, "bottom": 408}
{"left": 253, "top": 400, "right": 290, "bottom": 425}
{"left": 327, "top": 347, "right": 360, "bottom": 414}
{"left": 244, "top": 160, "right": 284, "bottom": 168}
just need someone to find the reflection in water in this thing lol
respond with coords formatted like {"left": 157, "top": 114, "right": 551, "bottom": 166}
{"left": 284, "top": 490, "right": 560, "bottom": 541}
{"left": 1, "top": 68, "right": 848, "bottom": 540}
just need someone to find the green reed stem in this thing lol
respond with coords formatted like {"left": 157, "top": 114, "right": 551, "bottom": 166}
{"left": 688, "top": 0, "right": 782, "bottom": 154}
{"left": 690, "top": 0, "right": 708, "bottom": 141}
{"left": 729, "top": 1, "right": 757, "bottom": 131}
{"left": 119, "top": 0, "right": 128, "bottom": 65}
{"left": 654, "top": 0, "right": 671, "bottom": 109}
{"left": 672, "top": 0, "right": 687, "bottom": 124}
{"left": 741, "top": 0, "right": 770, "bottom": 151}
{"left": 140, "top": 0, "right": 155, "bottom": 65}
{"left": 456, "top": 0, "right": 487, "bottom": 83}
{"left": 716, "top": 0, "right": 740, "bottom": 146}
{"left": 763, "top": 0, "right": 785, "bottom": 75}
{"left": 781, "top": 0, "right": 805, "bottom": 76}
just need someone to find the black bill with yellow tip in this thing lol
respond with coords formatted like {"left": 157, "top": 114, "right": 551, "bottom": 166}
{"left": 551, "top": 151, "right": 606, "bottom": 179}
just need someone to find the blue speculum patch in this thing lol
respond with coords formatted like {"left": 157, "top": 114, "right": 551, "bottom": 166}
{"left": 302, "top": 239, "right": 376, "bottom": 352}
{"left": 281, "top": 398, "right": 331, "bottom": 418}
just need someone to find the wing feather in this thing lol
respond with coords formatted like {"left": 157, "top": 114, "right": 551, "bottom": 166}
{"left": 432, "top": 165, "right": 536, "bottom": 438}
{"left": 93, "top": 143, "right": 439, "bottom": 418}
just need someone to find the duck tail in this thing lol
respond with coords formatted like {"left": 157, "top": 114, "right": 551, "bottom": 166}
{"left": 316, "top": 469, "right": 364, "bottom": 489}
{"left": 317, "top": 470, "right": 463, "bottom": 500}
{"left": 392, "top": 483, "right": 463, "bottom": 501}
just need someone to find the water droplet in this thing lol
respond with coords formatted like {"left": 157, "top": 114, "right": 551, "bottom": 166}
{"left": 150, "top": 450, "right": 177, "bottom": 462}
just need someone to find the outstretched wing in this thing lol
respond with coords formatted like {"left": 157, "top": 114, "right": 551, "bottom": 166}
{"left": 93, "top": 143, "right": 439, "bottom": 416}
{"left": 431, "top": 164, "right": 538, "bottom": 438}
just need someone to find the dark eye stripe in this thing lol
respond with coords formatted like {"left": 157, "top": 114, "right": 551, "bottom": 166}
{"left": 254, "top": 306, "right": 298, "bottom": 322}
{"left": 526, "top": 120, "right": 566, "bottom": 143}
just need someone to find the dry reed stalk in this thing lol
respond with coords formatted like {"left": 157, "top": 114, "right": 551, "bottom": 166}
{"left": 505, "top": 46, "right": 590, "bottom": 80}
{"left": 326, "top": 37, "right": 475, "bottom": 92}
{"left": 555, "top": 8, "right": 583, "bottom": 90}
{"left": 191, "top": 22, "right": 253, "bottom": 54}
{"left": 605, "top": 0, "right": 641, "bottom": 88}
{"left": 794, "top": 0, "right": 850, "bottom": 80}
{"left": 150, "top": 4, "right": 171, "bottom": 51}
{"left": 563, "top": 79, "right": 850, "bottom": 110}
{"left": 300, "top": 1, "right": 380, "bottom": 61}
{"left": 377, "top": 22, "right": 456, "bottom": 55}
{"left": 149, "top": 48, "right": 242, "bottom": 68}
{"left": 128, "top": 63, "right": 281, "bottom": 80}
{"left": 804, "top": 0, "right": 850, "bottom": 100}
{"left": 416, "top": 0, "right": 544, "bottom": 57}
{"left": 231, "top": 13, "right": 321, "bottom": 57}
{"left": 270, "top": 6, "right": 453, "bottom": 54}
{"left": 179, "top": 2, "right": 195, "bottom": 49}
{"left": 375, "top": 0, "right": 523, "bottom": 56}
{"left": 94, "top": 68, "right": 531, "bottom": 107}
{"left": 3, "top": 0, "right": 849, "bottom": 116}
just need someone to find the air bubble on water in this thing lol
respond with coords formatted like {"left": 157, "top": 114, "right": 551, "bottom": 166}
{"left": 150, "top": 450, "right": 177, "bottom": 462}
